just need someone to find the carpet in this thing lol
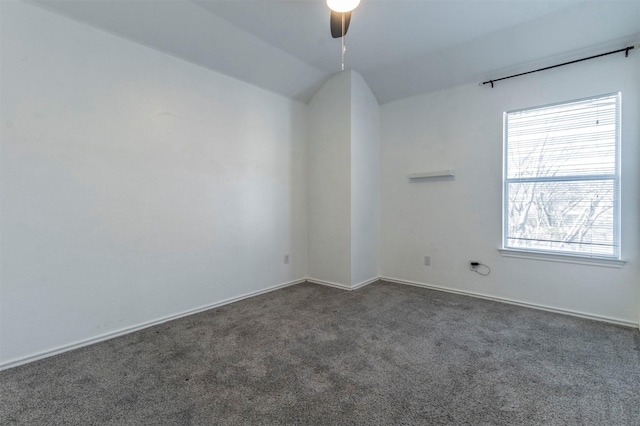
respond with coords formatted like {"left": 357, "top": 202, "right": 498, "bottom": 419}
{"left": 1, "top": 281, "right": 639, "bottom": 425}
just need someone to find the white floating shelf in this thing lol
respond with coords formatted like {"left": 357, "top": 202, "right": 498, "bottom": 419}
{"left": 408, "top": 169, "right": 455, "bottom": 179}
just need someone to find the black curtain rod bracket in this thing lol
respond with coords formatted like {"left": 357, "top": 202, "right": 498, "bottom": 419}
{"left": 481, "top": 43, "right": 639, "bottom": 88}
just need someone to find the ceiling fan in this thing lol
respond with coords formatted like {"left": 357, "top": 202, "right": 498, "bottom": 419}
{"left": 327, "top": 0, "right": 361, "bottom": 70}
{"left": 328, "top": 0, "right": 360, "bottom": 38}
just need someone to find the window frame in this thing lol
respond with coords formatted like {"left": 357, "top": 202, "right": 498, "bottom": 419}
{"left": 501, "top": 92, "right": 623, "bottom": 264}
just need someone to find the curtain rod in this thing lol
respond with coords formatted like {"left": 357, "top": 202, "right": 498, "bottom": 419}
{"left": 481, "top": 43, "right": 638, "bottom": 88}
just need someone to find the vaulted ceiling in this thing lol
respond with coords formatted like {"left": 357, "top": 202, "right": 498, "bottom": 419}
{"left": 29, "top": 0, "right": 640, "bottom": 103}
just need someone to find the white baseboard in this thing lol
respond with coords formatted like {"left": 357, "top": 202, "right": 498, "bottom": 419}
{"left": 306, "top": 278, "right": 352, "bottom": 290}
{"left": 0, "top": 278, "right": 306, "bottom": 371}
{"left": 352, "top": 277, "right": 380, "bottom": 290}
{"left": 380, "top": 276, "right": 638, "bottom": 329}
{"left": 306, "top": 276, "right": 378, "bottom": 291}
{"left": 3, "top": 275, "right": 636, "bottom": 371}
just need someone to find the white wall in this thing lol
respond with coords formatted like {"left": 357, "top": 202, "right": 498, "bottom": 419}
{"left": 2, "top": 2, "right": 637, "bottom": 371}
{"left": 307, "top": 72, "right": 352, "bottom": 285}
{"left": 307, "top": 71, "right": 380, "bottom": 288}
{"left": 350, "top": 73, "right": 380, "bottom": 286}
{"left": 380, "top": 52, "right": 640, "bottom": 324}
{"left": 0, "top": 2, "right": 307, "bottom": 366}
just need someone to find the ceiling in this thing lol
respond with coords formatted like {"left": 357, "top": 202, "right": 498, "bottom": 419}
{"left": 29, "top": 0, "right": 640, "bottom": 104}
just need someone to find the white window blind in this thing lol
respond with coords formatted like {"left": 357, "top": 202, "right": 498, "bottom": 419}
{"left": 503, "top": 93, "right": 621, "bottom": 258}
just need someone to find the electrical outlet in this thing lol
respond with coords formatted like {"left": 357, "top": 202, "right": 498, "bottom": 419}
{"left": 284, "top": 254, "right": 290, "bottom": 264}
{"left": 424, "top": 256, "right": 431, "bottom": 266}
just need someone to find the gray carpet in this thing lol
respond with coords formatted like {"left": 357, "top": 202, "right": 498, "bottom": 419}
{"left": 1, "top": 281, "right": 639, "bottom": 425}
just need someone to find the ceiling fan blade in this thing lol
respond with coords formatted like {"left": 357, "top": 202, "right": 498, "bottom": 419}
{"left": 330, "top": 10, "right": 351, "bottom": 38}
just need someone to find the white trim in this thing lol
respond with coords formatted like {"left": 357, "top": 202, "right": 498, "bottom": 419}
{"left": 503, "top": 93, "right": 622, "bottom": 261}
{"left": 498, "top": 248, "right": 626, "bottom": 268}
{"left": 0, "top": 278, "right": 305, "bottom": 371}
{"left": 380, "top": 276, "right": 637, "bottom": 329}
{"left": 305, "top": 276, "right": 378, "bottom": 291}
{"left": 306, "top": 278, "right": 352, "bottom": 291}
{"left": 351, "top": 277, "right": 380, "bottom": 290}
{"left": 4, "top": 275, "right": 634, "bottom": 371}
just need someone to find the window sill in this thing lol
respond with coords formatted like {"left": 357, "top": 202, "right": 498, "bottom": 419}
{"left": 498, "top": 248, "right": 626, "bottom": 268}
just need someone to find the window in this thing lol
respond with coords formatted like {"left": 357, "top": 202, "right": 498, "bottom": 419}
{"left": 503, "top": 93, "right": 621, "bottom": 259}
